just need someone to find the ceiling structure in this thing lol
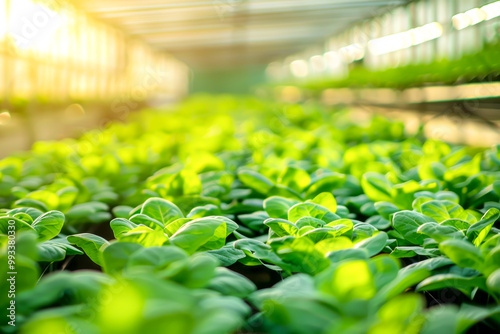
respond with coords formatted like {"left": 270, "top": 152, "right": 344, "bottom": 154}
{"left": 73, "top": 0, "right": 409, "bottom": 69}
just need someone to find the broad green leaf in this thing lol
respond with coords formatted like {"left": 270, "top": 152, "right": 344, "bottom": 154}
{"left": 277, "top": 166, "right": 310, "bottom": 192}
{"left": 305, "top": 172, "right": 346, "bottom": 199}
{"left": 206, "top": 244, "right": 246, "bottom": 266}
{"left": 140, "top": 197, "right": 184, "bottom": 225}
{"left": 13, "top": 198, "right": 48, "bottom": 212}
{"left": 110, "top": 218, "right": 138, "bottom": 238}
{"left": 129, "top": 214, "right": 164, "bottom": 230}
{"left": 237, "top": 169, "right": 274, "bottom": 194}
{"left": 420, "top": 200, "right": 468, "bottom": 223}
{"left": 32, "top": 211, "right": 65, "bottom": 242}
{"left": 417, "top": 222, "right": 464, "bottom": 242}
{"left": 327, "top": 260, "right": 376, "bottom": 301}
{"left": 416, "top": 274, "right": 488, "bottom": 296}
{"left": 68, "top": 233, "right": 110, "bottom": 266}
{"left": 361, "top": 172, "right": 393, "bottom": 202}
{"left": 264, "top": 218, "right": 299, "bottom": 237}
{"left": 207, "top": 267, "right": 257, "bottom": 298}
{"left": 56, "top": 186, "right": 79, "bottom": 212}
{"left": 288, "top": 202, "right": 340, "bottom": 224}
{"left": 264, "top": 196, "right": 300, "bottom": 219}
{"left": 102, "top": 242, "right": 143, "bottom": 274}
{"left": 36, "top": 243, "right": 66, "bottom": 262}
{"left": 391, "top": 246, "right": 440, "bottom": 258}
{"left": 112, "top": 205, "right": 133, "bottom": 219}
{"left": 392, "top": 211, "right": 436, "bottom": 245}
{"left": 486, "top": 268, "right": 500, "bottom": 293}
{"left": 315, "top": 236, "right": 353, "bottom": 255}
{"left": 374, "top": 201, "right": 399, "bottom": 219}
{"left": 7, "top": 207, "right": 43, "bottom": 220}
{"left": 119, "top": 225, "right": 169, "bottom": 247}
{"left": 127, "top": 245, "right": 188, "bottom": 271}
{"left": 13, "top": 212, "right": 33, "bottom": 225}
{"left": 467, "top": 208, "right": 500, "bottom": 246}
{"left": 25, "top": 190, "right": 59, "bottom": 210}
{"left": 295, "top": 216, "right": 325, "bottom": 229}
{"left": 354, "top": 232, "right": 388, "bottom": 257}
{"left": 307, "top": 192, "right": 337, "bottom": 213}
{"left": 439, "top": 239, "right": 484, "bottom": 273}
{"left": 440, "top": 218, "right": 470, "bottom": 230}
{"left": 0, "top": 216, "right": 35, "bottom": 234}
{"left": 301, "top": 226, "right": 348, "bottom": 243}
{"left": 269, "top": 236, "right": 329, "bottom": 275}
{"left": 187, "top": 204, "right": 221, "bottom": 219}
{"left": 169, "top": 217, "right": 238, "bottom": 254}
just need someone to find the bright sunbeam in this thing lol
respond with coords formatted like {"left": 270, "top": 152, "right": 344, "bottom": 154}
{"left": 3, "top": 0, "right": 67, "bottom": 52}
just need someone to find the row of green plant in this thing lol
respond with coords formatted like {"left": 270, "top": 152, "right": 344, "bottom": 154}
{"left": 291, "top": 41, "right": 500, "bottom": 93}
{"left": 1, "top": 96, "right": 500, "bottom": 333}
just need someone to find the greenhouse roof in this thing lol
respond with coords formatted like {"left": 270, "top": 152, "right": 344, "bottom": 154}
{"left": 73, "top": 0, "right": 407, "bottom": 68}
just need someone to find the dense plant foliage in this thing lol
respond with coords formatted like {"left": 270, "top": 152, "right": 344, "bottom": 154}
{"left": 1, "top": 96, "right": 500, "bottom": 333}
{"left": 293, "top": 42, "right": 500, "bottom": 92}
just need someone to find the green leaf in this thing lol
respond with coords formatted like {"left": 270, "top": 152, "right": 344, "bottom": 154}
{"left": 13, "top": 198, "right": 48, "bottom": 212}
{"left": 237, "top": 169, "right": 274, "bottom": 194}
{"left": 57, "top": 186, "right": 79, "bottom": 212}
{"left": 119, "top": 225, "right": 169, "bottom": 247}
{"left": 354, "top": 232, "right": 388, "bottom": 257}
{"left": 187, "top": 204, "right": 221, "bottom": 219}
{"left": 277, "top": 166, "right": 310, "bottom": 192}
{"left": 141, "top": 197, "right": 184, "bottom": 225}
{"left": 486, "top": 268, "right": 500, "bottom": 293}
{"left": 417, "top": 222, "right": 464, "bottom": 242}
{"left": 420, "top": 200, "right": 468, "bottom": 223}
{"left": 112, "top": 205, "right": 133, "bottom": 219}
{"left": 391, "top": 246, "right": 440, "bottom": 258}
{"left": 322, "top": 260, "right": 377, "bottom": 301}
{"left": 440, "top": 218, "right": 470, "bottom": 230}
{"left": 307, "top": 192, "right": 337, "bottom": 213}
{"left": 269, "top": 236, "right": 329, "bottom": 275}
{"left": 129, "top": 214, "right": 164, "bottom": 230}
{"left": 263, "top": 196, "right": 300, "bottom": 219}
{"left": 439, "top": 239, "right": 484, "bottom": 273}
{"left": 374, "top": 268, "right": 431, "bottom": 305}
{"left": 315, "top": 236, "right": 353, "bottom": 255}
{"left": 206, "top": 244, "right": 246, "bottom": 266}
{"left": 0, "top": 216, "right": 35, "bottom": 234}
{"left": 36, "top": 242, "right": 66, "bottom": 262}
{"left": 361, "top": 172, "right": 393, "bottom": 202}
{"left": 165, "top": 170, "right": 203, "bottom": 197}
{"left": 32, "top": 211, "right": 65, "bottom": 242}
{"left": 416, "top": 274, "right": 488, "bottom": 296}
{"left": 208, "top": 267, "right": 257, "bottom": 298}
{"left": 264, "top": 218, "right": 299, "bottom": 237}
{"left": 102, "top": 242, "right": 143, "bottom": 274}
{"left": 110, "top": 218, "right": 138, "bottom": 238}
{"left": 374, "top": 201, "right": 399, "bottom": 219}
{"left": 169, "top": 217, "right": 238, "bottom": 254}
{"left": 392, "top": 211, "right": 436, "bottom": 245}
{"left": 288, "top": 202, "right": 340, "bottom": 224}
{"left": 295, "top": 216, "right": 325, "bottom": 229}
{"left": 68, "top": 233, "right": 110, "bottom": 266}
{"left": 467, "top": 208, "right": 500, "bottom": 246}
{"left": 127, "top": 245, "right": 188, "bottom": 271}
{"left": 13, "top": 212, "right": 33, "bottom": 225}
{"left": 305, "top": 172, "right": 346, "bottom": 199}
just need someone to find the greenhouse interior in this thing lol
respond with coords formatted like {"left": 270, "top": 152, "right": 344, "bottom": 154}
{"left": 1, "top": 0, "right": 500, "bottom": 333}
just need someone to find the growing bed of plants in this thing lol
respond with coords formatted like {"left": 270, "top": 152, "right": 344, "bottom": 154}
{"left": 1, "top": 96, "right": 500, "bottom": 334}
